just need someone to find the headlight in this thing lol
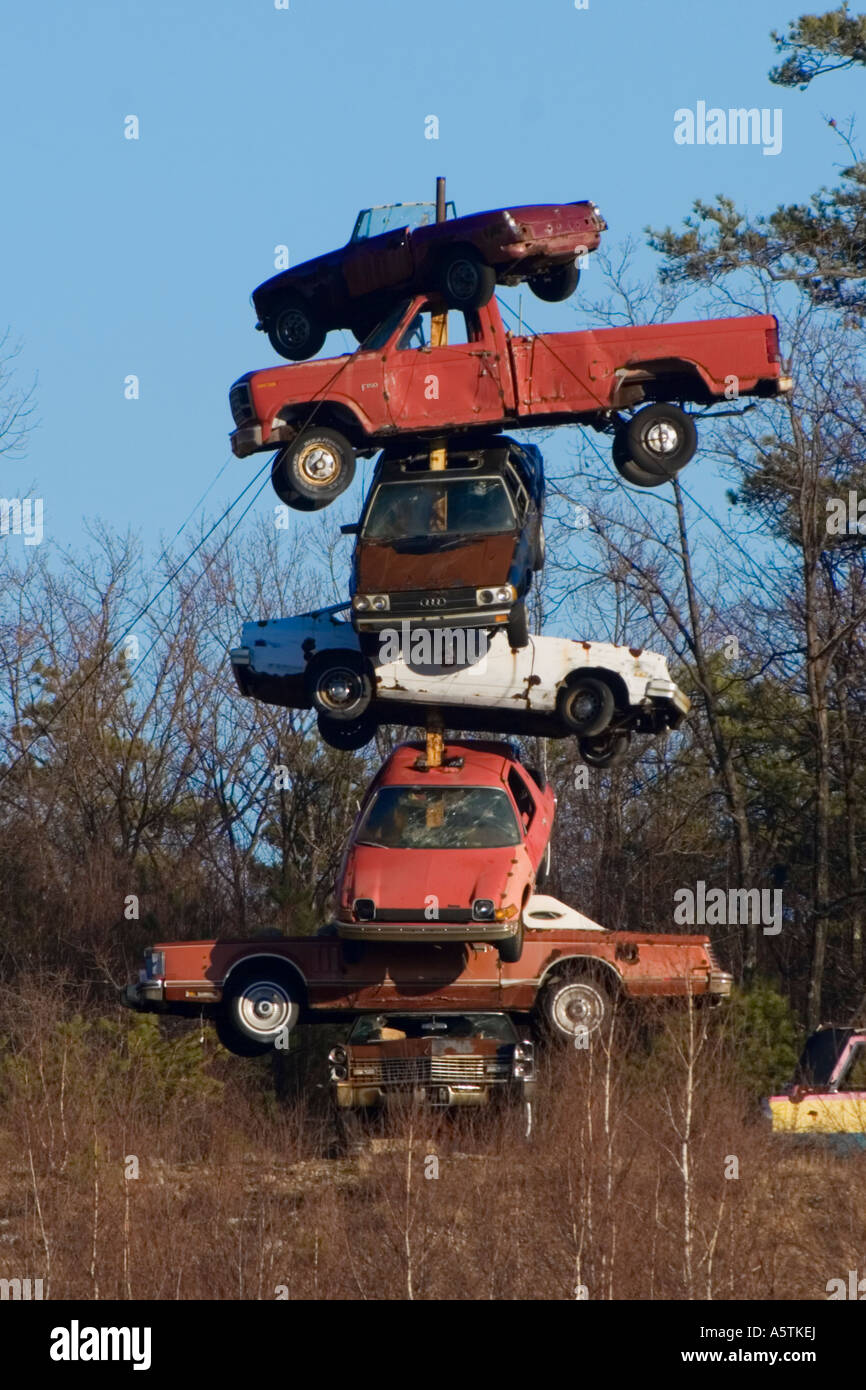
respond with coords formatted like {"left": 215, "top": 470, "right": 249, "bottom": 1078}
{"left": 353, "top": 596, "right": 371, "bottom": 612}
{"left": 229, "top": 383, "right": 254, "bottom": 426}
{"left": 330, "top": 1064, "right": 348, "bottom": 1082}
{"left": 328, "top": 1046, "right": 347, "bottom": 1065}
{"left": 371, "top": 594, "right": 390, "bottom": 612}
{"left": 144, "top": 949, "right": 165, "bottom": 980}
{"left": 353, "top": 898, "right": 375, "bottom": 921}
{"left": 472, "top": 899, "right": 495, "bottom": 921}
{"left": 476, "top": 585, "right": 515, "bottom": 607}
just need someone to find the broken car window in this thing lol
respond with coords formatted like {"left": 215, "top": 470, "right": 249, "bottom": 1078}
{"left": 356, "top": 786, "right": 521, "bottom": 849}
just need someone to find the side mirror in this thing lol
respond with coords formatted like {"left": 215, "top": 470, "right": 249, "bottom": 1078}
{"left": 340, "top": 523, "right": 360, "bottom": 536}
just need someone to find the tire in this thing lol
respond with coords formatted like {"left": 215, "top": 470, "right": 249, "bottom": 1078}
{"left": 267, "top": 298, "right": 327, "bottom": 361}
{"left": 557, "top": 676, "right": 615, "bottom": 736}
{"left": 317, "top": 711, "right": 377, "bottom": 752}
{"left": 224, "top": 967, "right": 301, "bottom": 1047}
{"left": 579, "top": 729, "right": 631, "bottom": 769}
{"left": 498, "top": 918, "right": 524, "bottom": 964}
{"left": 535, "top": 839, "right": 552, "bottom": 888}
{"left": 306, "top": 651, "right": 373, "bottom": 723}
{"left": 269, "top": 461, "right": 330, "bottom": 512}
{"left": 507, "top": 601, "right": 530, "bottom": 649}
{"left": 272, "top": 427, "right": 356, "bottom": 507}
{"left": 436, "top": 246, "right": 496, "bottom": 310}
{"left": 529, "top": 262, "right": 580, "bottom": 303}
{"left": 612, "top": 431, "right": 671, "bottom": 488}
{"left": 533, "top": 524, "right": 546, "bottom": 572}
{"left": 623, "top": 404, "right": 697, "bottom": 478}
{"left": 540, "top": 973, "right": 613, "bottom": 1043}
{"left": 214, "top": 1012, "right": 273, "bottom": 1057}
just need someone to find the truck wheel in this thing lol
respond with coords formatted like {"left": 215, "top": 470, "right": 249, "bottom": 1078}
{"left": 270, "top": 458, "right": 331, "bottom": 511}
{"left": 557, "top": 676, "right": 615, "bottom": 736}
{"left": 274, "top": 427, "right": 356, "bottom": 507}
{"left": 436, "top": 246, "right": 496, "bottom": 310}
{"left": 507, "top": 601, "right": 530, "bottom": 649}
{"left": 540, "top": 972, "right": 613, "bottom": 1043}
{"left": 307, "top": 651, "right": 373, "bottom": 723}
{"left": 317, "top": 711, "right": 377, "bottom": 752}
{"left": 267, "top": 298, "right": 327, "bottom": 361}
{"left": 498, "top": 919, "right": 524, "bottom": 964}
{"left": 623, "top": 404, "right": 697, "bottom": 477}
{"left": 224, "top": 968, "right": 301, "bottom": 1047}
{"left": 579, "top": 729, "right": 631, "bottom": 769}
{"left": 612, "top": 431, "right": 670, "bottom": 488}
{"left": 214, "top": 1012, "right": 272, "bottom": 1057}
{"left": 529, "top": 262, "right": 580, "bottom": 303}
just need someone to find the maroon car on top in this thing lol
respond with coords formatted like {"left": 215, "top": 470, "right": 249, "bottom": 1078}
{"left": 252, "top": 198, "right": 606, "bottom": 360}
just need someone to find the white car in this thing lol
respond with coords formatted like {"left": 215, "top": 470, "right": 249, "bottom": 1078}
{"left": 230, "top": 609, "right": 689, "bottom": 767}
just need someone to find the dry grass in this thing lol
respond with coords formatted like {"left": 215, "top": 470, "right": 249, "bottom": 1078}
{"left": 0, "top": 981, "right": 861, "bottom": 1301}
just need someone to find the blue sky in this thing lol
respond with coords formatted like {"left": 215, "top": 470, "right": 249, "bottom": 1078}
{"left": 1, "top": 0, "right": 861, "bottom": 572}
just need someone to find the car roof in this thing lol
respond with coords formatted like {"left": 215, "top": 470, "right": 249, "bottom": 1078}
{"left": 374, "top": 739, "right": 524, "bottom": 788}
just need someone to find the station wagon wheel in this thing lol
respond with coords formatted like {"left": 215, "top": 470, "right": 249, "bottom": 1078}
{"left": 317, "top": 711, "right": 377, "bottom": 752}
{"left": 541, "top": 973, "right": 612, "bottom": 1043}
{"left": 307, "top": 651, "right": 373, "bottom": 722}
{"left": 623, "top": 404, "right": 697, "bottom": 478}
{"left": 225, "top": 968, "right": 301, "bottom": 1046}
{"left": 267, "top": 298, "right": 326, "bottom": 361}
{"left": 214, "top": 1012, "right": 273, "bottom": 1057}
{"left": 275, "top": 427, "right": 356, "bottom": 507}
{"left": 557, "top": 675, "right": 615, "bottom": 736}
{"left": 528, "top": 261, "right": 580, "bottom": 303}
{"left": 436, "top": 245, "right": 496, "bottom": 309}
{"left": 579, "top": 729, "right": 631, "bottom": 769}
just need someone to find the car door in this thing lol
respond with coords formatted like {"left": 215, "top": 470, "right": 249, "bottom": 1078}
{"left": 384, "top": 304, "right": 505, "bottom": 431}
{"left": 341, "top": 227, "right": 415, "bottom": 298}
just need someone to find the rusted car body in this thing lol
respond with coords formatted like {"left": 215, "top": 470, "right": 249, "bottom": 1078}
{"left": 332, "top": 741, "right": 555, "bottom": 954}
{"left": 122, "top": 897, "right": 732, "bottom": 1053}
{"left": 329, "top": 1011, "right": 535, "bottom": 1113}
{"left": 764, "top": 1028, "right": 866, "bottom": 1140}
{"left": 228, "top": 294, "right": 791, "bottom": 485}
{"left": 251, "top": 199, "right": 606, "bottom": 359}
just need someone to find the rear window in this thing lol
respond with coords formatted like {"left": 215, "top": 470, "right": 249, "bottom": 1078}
{"left": 356, "top": 785, "right": 521, "bottom": 849}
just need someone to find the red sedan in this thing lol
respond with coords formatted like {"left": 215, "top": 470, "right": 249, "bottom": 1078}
{"left": 333, "top": 740, "right": 556, "bottom": 962}
{"left": 252, "top": 198, "right": 606, "bottom": 360}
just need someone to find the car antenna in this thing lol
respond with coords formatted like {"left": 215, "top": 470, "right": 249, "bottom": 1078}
{"left": 429, "top": 175, "right": 448, "bottom": 475}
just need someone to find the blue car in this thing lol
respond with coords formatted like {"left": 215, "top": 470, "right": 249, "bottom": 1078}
{"left": 341, "top": 434, "right": 545, "bottom": 651}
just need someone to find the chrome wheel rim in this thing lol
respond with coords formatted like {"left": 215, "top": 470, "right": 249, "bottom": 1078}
{"left": 238, "top": 982, "right": 292, "bottom": 1036}
{"left": 318, "top": 667, "right": 364, "bottom": 713}
{"left": 296, "top": 443, "right": 340, "bottom": 486}
{"left": 641, "top": 420, "right": 680, "bottom": 457}
{"left": 552, "top": 982, "right": 605, "bottom": 1036}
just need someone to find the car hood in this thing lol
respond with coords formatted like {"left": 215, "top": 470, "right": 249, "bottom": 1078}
{"left": 357, "top": 534, "right": 516, "bottom": 592}
{"left": 342, "top": 844, "right": 524, "bottom": 909}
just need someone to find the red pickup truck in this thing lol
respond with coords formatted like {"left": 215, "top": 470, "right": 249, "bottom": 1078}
{"left": 122, "top": 895, "right": 732, "bottom": 1054}
{"left": 228, "top": 295, "right": 792, "bottom": 508}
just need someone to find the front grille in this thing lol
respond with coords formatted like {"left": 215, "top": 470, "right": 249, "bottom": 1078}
{"left": 370, "top": 907, "right": 472, "bottom": 923}
{"left": 353, "top": 1056, "right": 489, "bottom": 1085}
{"left": 386, "top": 588, "right": 478, "bottom": 616}
{"left": 229, "top": 385, "right": 254, "bottom": 426}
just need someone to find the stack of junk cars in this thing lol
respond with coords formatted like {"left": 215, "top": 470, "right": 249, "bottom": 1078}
{"left": 124, "top": 190, "right": 798, "bottom": 1128}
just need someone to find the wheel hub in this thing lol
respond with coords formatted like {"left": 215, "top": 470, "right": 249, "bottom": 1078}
{"left": 554, "top": 984, "right": 604, "bottom": 1034}
{"left": 447, "top": 260, "right": 478, "bottom": 299}
{"left": 642, "top": 420, "right": 679, "bottom": 456}
{"left": 240, "top": 983, "right": 290, "bottom": 1034}
{"left": 298, "top": 445, "right": 339, "bottom": 485}
{"left": 320, "top": 669, "right": 361, "bottom": 710}
{"left": 276, "top": 310, "right": 309, "bottom": 349}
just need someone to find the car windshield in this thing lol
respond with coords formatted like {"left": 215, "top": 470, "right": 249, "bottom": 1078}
{"left": 348, "top": 1013, "right": 516, "bottom": 1043}
{"left": 362, "top": 478, "right": 516, "bottom": 543}
{"left": 356, "top": 786, "right": 521, "bottom": 849}
{"left": 351, "top": 201, "right": 457, "bottom": 241}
